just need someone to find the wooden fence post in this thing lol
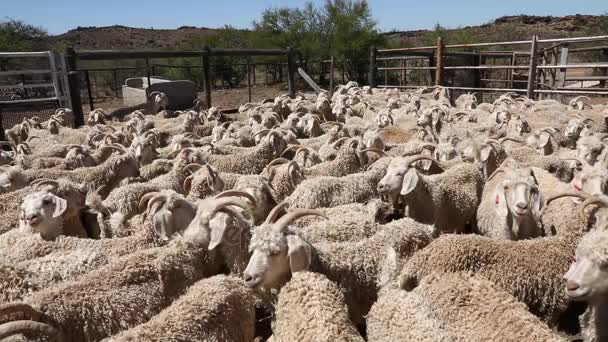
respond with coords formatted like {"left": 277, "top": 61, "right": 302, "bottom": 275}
{"left": 65, "top": 47, "right": 84, "bottom": 127}
{"left": 435, "top": 37, "right": 444, "bottom": 86}
{"left": 527, "top": 35, "right": 539, "bottom": 99}
{"left": 329, "top": 56, "right": 335, "bottom": 97}
{"left": 287, "top": 47, "right": 297, "bottom": 99}
{"left": 201, "top": 48, "right": 212, "bottom": 109}
{"left": 84, "top": 70, "right": 94, "bottom": 111}
{"left": 369, "top": 46, "right": 377, "bottom": 88}
{"left": 247, "top": 59, "right": 252, "bottom": 103}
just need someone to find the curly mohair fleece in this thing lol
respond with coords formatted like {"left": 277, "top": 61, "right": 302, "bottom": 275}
{"left": 290, "top": 199, "right": 393, "bottom": 243}
{"left": 304, "top": 142, "right": 363, "bottom": 178}
{"left": 287, "top": 157, "right": 391, "bottom": 209}
{"left": 399, "top": 231, "right": 583, "bottom": 325}
{"left": 368, "top": 273, "right": 565, "bottom": 342}
{"left": 401, "top": 161, "right": 484, "bottom": 235}
{"left": 11, "top": 238, "right": 221, "bottom": 341}
{"left": 206, "top": 134, "right": 283, "bottom": 174}
{"left": 107, "top": 275, "right": 256, "bottom": 342}
{"left": 253, "top": 217, "right": 433, "bottom": 324}
{"left": 269, "top": 271, "right": 364, "bottom": 342}
{"left": 0, "top": 217, "right": 159, "bottom": 302}
{"left": 21, "top": 153, "right": 140, "bottom": 198}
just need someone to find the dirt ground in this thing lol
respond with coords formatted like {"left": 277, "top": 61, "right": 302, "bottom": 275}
{"left": 90, "top": 84, "right": 290, "bottom": 113}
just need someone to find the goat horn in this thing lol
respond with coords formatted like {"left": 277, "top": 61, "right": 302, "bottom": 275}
{"left": 280, "top": 145, "right": 302, "bottom": 158}
{"left": 214, "top": 190, "right": 257, "bottom": 207}
{"left": 331, "top": 137, "right": 349, "bottom": 149}
{"left": 405, "top": 155, "right": 441, "bottom": 168}
{"left": 252, "top": 129, "right": 270, "bottom": 139}
{"left": 208, "top": 198, "right": 252, "bottom": 221}
{"left": 32, "top": 179, "right": 60, "bottom": 190}
{"left": 184, "top": 163, "right": 203, "bottom": 173}
{"left": 486, "top": 167, "right": 508, "bottom": 182}
{"left": 274, "top": 208, "right": 328, "bottom": 232}
{"left": 265, "top": 201, "right": 290, "bottom": 225}
{"left": 138, "top": 192, "right": 161, "bottom": 212}
{"left": 0, "top": 321, "right": 63, "bottom": 341}
{"left": 498, "top": 137, "right": 524, "bottom": 145}
{"left": 360, "top": 148, "right": 387, "bottom": 156}
{"left": 581, "top": 196, "right": 608, "bottom": 218}
{"left": 266, "top": 158, "right": 290, "bottom": 169}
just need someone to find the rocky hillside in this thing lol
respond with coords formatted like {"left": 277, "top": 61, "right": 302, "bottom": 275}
{"left": 48, "top": 25, "right": 218, "bottom": 50}
{"left": 45, "top": 14, "right": 606, "bottom": 50}
{"left": 384, "top": 14, "right": 607, "bottom": 46}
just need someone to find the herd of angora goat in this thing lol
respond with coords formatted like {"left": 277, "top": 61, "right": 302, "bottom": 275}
{"left": 1, "top": 82, "right": 608, "bottom": 341}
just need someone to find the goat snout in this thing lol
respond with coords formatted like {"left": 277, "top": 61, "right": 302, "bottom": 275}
{"left": 26, "top": 213, "right": 40, "bottom": 225}
{"left": 243, "top": 272, "right": 262, "bottom": 288}
{"left": 515, "top": 202, "right": 528, "bottom": 210}
{"left": 566, "top": 280, "right": 580, "bottom": 291}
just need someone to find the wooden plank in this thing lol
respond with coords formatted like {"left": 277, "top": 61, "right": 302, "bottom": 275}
{"left": 0, "top": 69, "right": 53, "bottom": 76}
{"left": 557, "top": 45, "right": 569, "bottom": 89}
{"left": 435, "top": 37, "right": 444, "bottom": 86}
{"left": 0, "top": 97, "right": 59, "bottom": 105}
{"left": 0, "top": 83, "right": 54, "bottom": 90}
{"left": 527, "top": 35, "right": 539, "bottom": 99}
{"left": 0, "top": 51, "right": 49, "bottom": 58}
{"left": 297, "top": 67, "right": 324, "bottom": 94}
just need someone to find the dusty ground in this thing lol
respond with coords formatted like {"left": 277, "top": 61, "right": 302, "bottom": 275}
{"left": 89, "top": 84, "right": 290, "bottom": 113}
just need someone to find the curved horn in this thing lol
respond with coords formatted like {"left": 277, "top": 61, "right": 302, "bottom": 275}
{"left": 273, "top": 208, "right": 328, "bottom": 232}
{"left": 279, "top": 144, "right": 302, "bottom": 158}
{"left": 214, "top": 190, "right": 257, "bottom": 207}
{"left": 581, "top": 195, "right": 608, "bottom": 218}
{"left": 265, "top": 201, "right": 290, "bottom": 225}
{"left": 404, "top": 155, "right": 441, "bottom": 168}
{"left": 184, "top": 163, "right": 204, "bottom": 173}
{"left": 359, "top": 148, "right": 388, "bottom": 156}
{"left": 0, "top": 321, "right": 63, "bottom": 341}
{"left": 498, "top": 137, "right": 525, "bottom": 146}
{"left": 252, "top": 129, "right": 271, "bottom": 139}
{"left": 32, "top": 179, "right": 60, "bottom": 190}
{"left": 265, "top": 158, "right": 290, "bottom": 170}
{"left": 330, "top": 137, "right": 349, "bottom": 149}
{"left": 138, "top": 192, "right": 161, "bottom": 212}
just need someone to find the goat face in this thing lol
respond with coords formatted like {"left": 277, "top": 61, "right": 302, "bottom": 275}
{"left": 564, "top": 231, "right": 608, "bottom": 301}
{"left": 243, "top": 227, "right": 309, "bottom": 290}
{"left": 19, "top": 191, "right": 68, "bottom": 239}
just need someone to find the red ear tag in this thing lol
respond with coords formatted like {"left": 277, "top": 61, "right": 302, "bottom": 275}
{"left": 574, "top": 184, "right": 582, "bottom": 191}
{"left": 495, "top": 194, "right": 500, "bottom": 204}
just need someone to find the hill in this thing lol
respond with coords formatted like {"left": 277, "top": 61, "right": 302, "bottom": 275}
{"left": 48, "top": 25, "right": 219, "bottom": 50}
{"left": 44, "top": 14, "right": 606, "bottom": 51}
{"left": 384, "top": 14, "right": 607, "bottom": 46}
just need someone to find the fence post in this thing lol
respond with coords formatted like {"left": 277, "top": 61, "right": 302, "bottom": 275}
{"left": 65, "top": 48, "right": 84, "bottom": 127}
{"left": 527, "top": 35, "right": 539, "bottom": 100}
{"left": 247, "top": 59, "right": 252, "bottom": 103}
{"left": 435, "top": 37, "right": 444, "bottom": 86}
{"left": 113, "top": 69, "right": 119, "bottom": 98}
{"left": 84, "top": 70, "right": 94, "bottom": 111}
{"left": 287, "top": 47, "right": 297, "bottom": 99}
{"left": 369, "top": 46, "right": 377, "bottom": 88}
{"left": 330, "top": 56, "right": 335, "bottom": 97}
{"left": 201, "top": 48, "right": 212, "bottom": 109}
{"left": 145, "top": 58, "right": 152, "bottom": 90}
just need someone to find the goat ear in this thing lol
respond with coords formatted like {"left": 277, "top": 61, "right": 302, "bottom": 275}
{"left": 208, "top": 221, "right": 226, "bottom": 251}
{"left": 400, "top": 168, "right": 419, "bottom": 195}
{"left": 538, "top": 134, "right": 550, "bottom": 148}
{"left": 494, "top": 181, "right": 509, "bottom": 218}
{"left": 286, "top": 235, "right": 311, "bottom": 273}
{"left": 531, "top": 187, "right": 544, "bottom": 216}
{"left": 52, "top": 195, "right": 68, "bottom": 218}
{"left": 480, "top": 146, "right": 492, "bottom": 163}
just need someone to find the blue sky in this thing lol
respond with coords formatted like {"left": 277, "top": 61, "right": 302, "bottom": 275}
{"left": 3, "top": 0, "right": 606, "bottom": 35}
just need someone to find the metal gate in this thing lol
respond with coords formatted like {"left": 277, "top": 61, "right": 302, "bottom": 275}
{"left": 0, "top": 51, "right": 71, "bottom": 137}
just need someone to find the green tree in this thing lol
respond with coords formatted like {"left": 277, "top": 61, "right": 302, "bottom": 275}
{"left": 0, "top": 18, "right": 48, "bottom": 52}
